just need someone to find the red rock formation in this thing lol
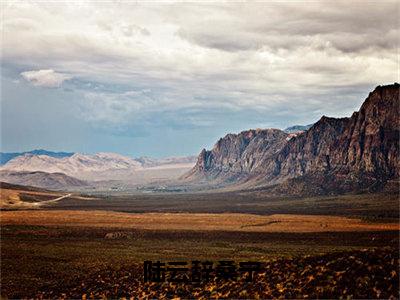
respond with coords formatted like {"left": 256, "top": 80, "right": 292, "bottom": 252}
{"left": 184, "top": 83, "right": 399, "bottom": 194}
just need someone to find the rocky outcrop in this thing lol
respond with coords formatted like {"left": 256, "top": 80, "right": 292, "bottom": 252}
{"left": 184, "top": 83, "right": 400, "bottom": 194}
{"left": 184, "top": 128, "right": 288, "bottom": 183}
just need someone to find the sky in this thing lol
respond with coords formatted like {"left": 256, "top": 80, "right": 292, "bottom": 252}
{"left": 1, "top": 0, "right": 398, "bottom": 158}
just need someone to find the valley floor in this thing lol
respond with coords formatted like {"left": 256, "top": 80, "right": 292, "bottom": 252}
{"left": 1, "top": 210, "right": 399, "bottom": 232}
{"left": 0, "top": 190, "right": 399, "bottom": 298}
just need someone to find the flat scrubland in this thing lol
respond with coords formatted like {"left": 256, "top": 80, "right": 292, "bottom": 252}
{"left": 45, "top": 190, "right": 399, "bottom": 222}
{"left": 0, "top": 187, "right": 399, "bottom": 298}
{"left": 1, "top": 210, "right": 399, "bottom": 232}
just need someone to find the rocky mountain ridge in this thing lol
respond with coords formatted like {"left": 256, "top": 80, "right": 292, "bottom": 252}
{"left": 184, "top": 84, "right": 399, "bottom": 194}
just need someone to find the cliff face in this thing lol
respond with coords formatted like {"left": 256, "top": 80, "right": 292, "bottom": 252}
{"left": 184, "top": 128, "right": 289, "bottom": 183}
{"left": 339, "top": 84, "right": 399, "bottom": 177}
{"left": 184, "top": 84, "right": 399, "bottom": 194}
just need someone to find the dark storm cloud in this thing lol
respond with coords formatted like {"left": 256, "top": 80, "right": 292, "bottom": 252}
{"left": 175, "top": 2, "right": 399, "bottom": 53}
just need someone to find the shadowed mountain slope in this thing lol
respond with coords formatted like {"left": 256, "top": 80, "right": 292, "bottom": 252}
{"left": 183, "top": 84, "right": 399, "bottom": 194}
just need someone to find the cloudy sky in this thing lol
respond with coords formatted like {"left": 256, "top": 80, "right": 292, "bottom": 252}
{"left": 1, "top": 1, "right": 398, "bottom": 157}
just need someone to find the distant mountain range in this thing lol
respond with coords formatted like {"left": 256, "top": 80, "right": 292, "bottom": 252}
{"left": 183, "top": 83, "right": 399, "bottom": 195}
{"left": 0, "top": 152, "right": 197, "bottom": 187}
{"left": 0, "top": 149, "right": 74, "bottom": 165}
{"left": 1, "top": 152, "right": 141, "bottom": 179}
{"left": 284, "top": 124, "right": 313, "bottom": 133}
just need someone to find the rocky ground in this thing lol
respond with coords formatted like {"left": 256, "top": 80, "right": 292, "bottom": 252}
{"left": 18, "top": 247, "right": 397, "bottom": 299}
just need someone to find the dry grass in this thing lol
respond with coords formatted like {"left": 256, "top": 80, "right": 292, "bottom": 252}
{"left": 1, "top": 186, "right": 398, "bottom": 298}
{"left": 1, "top": 210, "right": 398, "bottom": 232}
{"left": 0, "top": 188, "right": 93, "bottom": 209}
{"left": 0, "top": 188, "right": 61, "bottom": 208}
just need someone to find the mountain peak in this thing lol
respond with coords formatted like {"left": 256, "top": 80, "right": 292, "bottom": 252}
{"left": 284, "top": 124, "right": 313, "bottom": 133}
{"left": 184, "top": 84, "right": 399, "bottom": 195}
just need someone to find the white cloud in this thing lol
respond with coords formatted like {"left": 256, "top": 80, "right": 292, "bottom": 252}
{"left": 20, "top": 69, "right": 72, "bottom": 88}
{"left": 2, "top": 1, "right": 399, "bottom": 127}
{"left": 78, "top": 90, "right": 157, "bottom": 124}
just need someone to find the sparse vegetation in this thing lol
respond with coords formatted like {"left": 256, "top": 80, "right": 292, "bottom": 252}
{"left": 0, "top": 186, "right": 399, "bottom": 298}
{"left": 1, "top": 224, "right": 398, "bottom": 298}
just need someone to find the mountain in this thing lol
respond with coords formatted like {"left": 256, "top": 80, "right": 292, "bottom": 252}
{"left": 184, "top": 128, "right": 288, "bottom": 184}
{"left": 1, "top": 152, "right": 142, "bottom": 180}
{"left": 1, "top": 152, "right": 197, "bottom": 182}
{"left": 284, "top": 124, "right": 313, "bottom": 133}
{"left": 0, "top": 181, "right": 52, "bottom": 192}
{"left": 0, "top": 170, "right": 88, "bottom": 190}
{"left": 0, "top": 149, "right": 74, "bottom": 165}
{"left": 184, "top": 83, "right": 399, "bottom": 194}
